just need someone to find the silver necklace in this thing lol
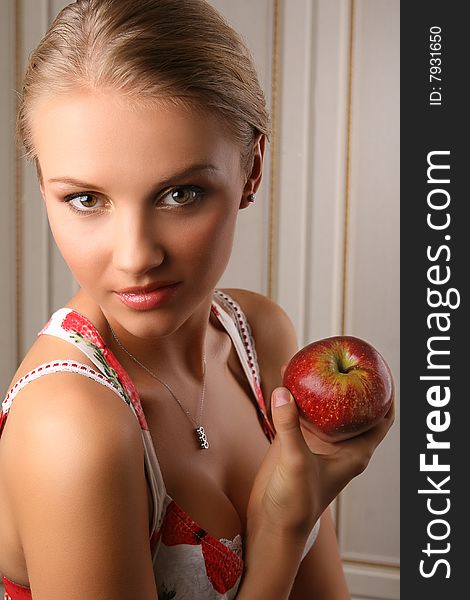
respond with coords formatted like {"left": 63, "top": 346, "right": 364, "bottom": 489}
{"left": 108, "top": 324, "right": 209, "bottom": 450}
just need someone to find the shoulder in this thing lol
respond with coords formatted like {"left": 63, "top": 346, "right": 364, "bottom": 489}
{"left": 218, "top": 288, "right": 299, "bottom": 403}
{"left": 218, "top": 288, "right": 297, "bottom": 346}
{"left": 2, "top": 370, "right": 144, "bottom": 502}
{"left": 1, "top": 374, "right": 156, "bottom": 596}
{"left": 5, "top": 307, "right": 108, "bottom": 391}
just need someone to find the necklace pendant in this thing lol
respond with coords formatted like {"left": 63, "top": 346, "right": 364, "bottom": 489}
{"left": 195, "top": 426, "right": 209, "bottom": 450}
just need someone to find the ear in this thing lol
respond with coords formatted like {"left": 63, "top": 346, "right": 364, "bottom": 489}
{"left": 239, "top": 133, "right": 266, "bottom": 209}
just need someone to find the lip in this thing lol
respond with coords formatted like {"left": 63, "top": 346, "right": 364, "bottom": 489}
{"left": 115, "top": 282, "right": 181, "bottom": 311}
{"left": 117, "top": 281, "right": 178, "bottom": 295}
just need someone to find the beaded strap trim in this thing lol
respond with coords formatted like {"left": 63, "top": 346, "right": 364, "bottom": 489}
{"left": 212, "top": 290, "right": 275, "bottom": 441}
{"left": 2, "top": 360, "right": 128, "bottom": 416}
{"left": 213, "top": 290, "right": 261, "bottom": 385}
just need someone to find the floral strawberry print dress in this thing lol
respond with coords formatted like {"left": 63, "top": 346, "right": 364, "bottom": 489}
{"left": 1, "top": 290, "right": 319, "bottom": 599}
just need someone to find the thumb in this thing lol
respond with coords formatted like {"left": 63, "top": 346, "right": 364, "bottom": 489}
{"left": 271, "top": 387, "right": 305, "bottom": 452}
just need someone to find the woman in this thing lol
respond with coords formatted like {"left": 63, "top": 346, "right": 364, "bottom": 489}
{"left": 0, "top": 1, "right": 394, "bottom": 598}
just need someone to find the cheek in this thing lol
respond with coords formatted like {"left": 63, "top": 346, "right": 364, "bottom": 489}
{"left": 181, "top": 205, "right": 238, "bottom": 269}
{"left": 47, "top": 212, "right": 108, "bottom": 280}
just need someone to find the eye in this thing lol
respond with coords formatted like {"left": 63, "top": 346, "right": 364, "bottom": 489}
{"left": 64, "top": 193, "right": 103, "bottom": 213}
{"left": 159, "top": 186, "right": 204, "bottom": 207}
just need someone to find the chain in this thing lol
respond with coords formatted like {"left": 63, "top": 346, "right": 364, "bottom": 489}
{"left": 108, "top": 323, "right": 207, "bottom": 431}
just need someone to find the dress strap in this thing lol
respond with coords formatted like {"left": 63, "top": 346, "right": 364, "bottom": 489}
{"left": 2, "top": 360, "right": 127, "bottom": 412}
{"left": 6, "top": 308, "right": 165, "bottom": 535}
{"left": 0, "top": 360, "right": 128, "bottom": 437}
{"left": 39, "top": 308, "right": 149, "bottom": 430}
{"left": 39, "top": 308, "right": 166, "bottom": 534}
{"left": 211, "top": 290, "right": 275, "bottom": 442}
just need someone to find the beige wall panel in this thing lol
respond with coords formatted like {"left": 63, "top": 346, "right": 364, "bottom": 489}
{"left": 51, "top": 0, "right": 71, "bottom": 14}
{"left": 346, "top": 564, "right": 400, "bottom": 599}
{"left": 19, "top": 0, "right": 75, "bottom": 354}
{"left": 19, "top": 0, "right": 55, "bottom": 353}
{"left": 211, "top": 0, "right": 275, "bottom": 294}
{"left": 0, "top": 0, "right": 17, "bottom": 392}
{"left": 276, "top": 0, "right": 316, "bottom": 336}
{"left": 306, "top": 0, "right": 351, "bottom": 343}
{"left": 274, "top": 0, "right": 400, "bottom": 593}
{"left": 339, "top": 0, "right": 400, "bottom": 573}
{"left": 20, "top": 158, "right": 49, "bottom": 352}
{"left": 275, "top": 0, "right": 351, "bottom": 343}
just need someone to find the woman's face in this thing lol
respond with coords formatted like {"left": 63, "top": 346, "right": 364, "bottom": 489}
{"left": 32, "top": 90, "right": 261, "bottom": 337}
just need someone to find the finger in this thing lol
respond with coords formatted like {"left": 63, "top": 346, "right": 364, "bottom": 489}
{"left": 280, "top": 363, "right": 288, "bottom": 379}
{"left": 384, "top": 396, "right": 396, "bottom": 421}
{"left": 271, "top": 387, "right": 308, "bottom": 459}
{"left": 325, "top": 400, "right": 396, "bottom": 482}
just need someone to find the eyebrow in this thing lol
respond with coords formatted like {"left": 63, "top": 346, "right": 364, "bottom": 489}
{"left": 47, "top": 163, "right": 221, "bottom": 190}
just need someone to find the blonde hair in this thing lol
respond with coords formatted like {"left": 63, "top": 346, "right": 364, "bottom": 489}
{"left": 17, "top": 0, "right": 271, "bottom": 173}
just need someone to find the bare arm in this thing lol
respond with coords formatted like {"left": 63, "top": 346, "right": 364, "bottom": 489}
{"left": 289, "top": 508, "right": 350, "bottom": 600}
{"left": 3, "top": 373, "right": 157, "bottom": 599}
{"left": 237, "top": 507, "right": 349, "bottom": 600}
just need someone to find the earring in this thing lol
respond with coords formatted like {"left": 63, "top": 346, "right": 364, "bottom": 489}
{"left": 248, "top": 194, "right": 256, "bottom": 203}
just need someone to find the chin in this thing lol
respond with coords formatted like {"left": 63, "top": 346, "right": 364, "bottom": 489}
{"left": 115, "top": 293, "right": 212, "bottom": 338}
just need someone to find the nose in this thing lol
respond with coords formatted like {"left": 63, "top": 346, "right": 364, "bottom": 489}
{"left": 112, "top": 208, "right": 165, "bottom": 275}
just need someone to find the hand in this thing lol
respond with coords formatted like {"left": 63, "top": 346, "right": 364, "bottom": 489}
{"left": 246, "top": 384, "right": 394, "bottom": 543}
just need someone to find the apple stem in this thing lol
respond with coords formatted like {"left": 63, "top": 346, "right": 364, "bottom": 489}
{"left": 340, "top": 364, "right": 360, "bottom": 374}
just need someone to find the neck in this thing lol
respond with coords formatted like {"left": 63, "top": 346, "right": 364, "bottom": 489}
{"left": 105, "top": 295, "right": 214, "bottom": 383}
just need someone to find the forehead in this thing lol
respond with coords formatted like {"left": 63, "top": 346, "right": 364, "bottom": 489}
{"left": 32, "top": 90, "right": 243, "bottom": 184}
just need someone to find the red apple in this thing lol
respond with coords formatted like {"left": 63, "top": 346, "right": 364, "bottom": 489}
{"left": 282, "top": 336, "right": 393, "bottom": 442}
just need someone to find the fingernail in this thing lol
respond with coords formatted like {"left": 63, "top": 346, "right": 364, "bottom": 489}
{"left": 274, "top": 388, "right": 290, "bottom": 407}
